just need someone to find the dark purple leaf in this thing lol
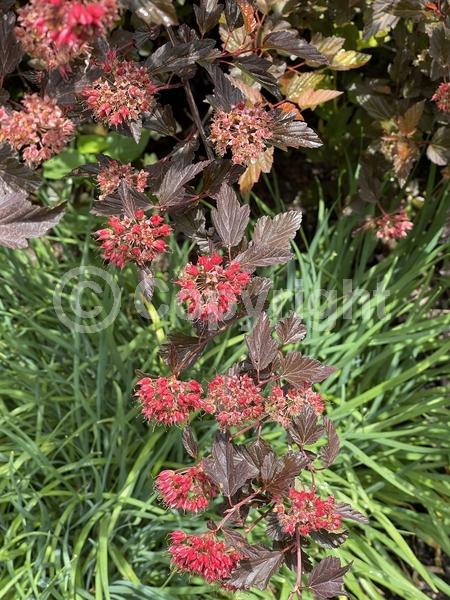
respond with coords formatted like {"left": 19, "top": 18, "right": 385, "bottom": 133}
{"left": 261, "top": 451, "right": 306, "bottom": 497}
{"left": 146, "top": 39, "right": 219, "bottom": 75}
{"left": 228, "top": 550, "right": 285, "bottom": 590}
{"left": 308, "top": 556, "right": 352, "bottom": 599}
{"left": 265, "top": 512, "right": 288, "bottom": 541}
{"left": 138, "top": 267, "right": 155, "bottom": 301}
{"left": 234, "top": 55, "right": 281, "bottom": 99}
{"left": 269, "top": 110, "right": 322, "bottom": 150}
{"left": 0, "top": 144, "right": 40, "bottom": 194}
{"left": 245, "top": 438, "right": 273, "bottom": 470}
{"left": 235, "top": 244, "right": 293, "bottom": 272}
{"left": 211, "top": 184, "right": 249, "bottom": 247}
{"left": 0, "top": 13, "right": 23, "bottom": 83}
{"left": 224, "top": 0, "right": 243, "bottom": 29}
{"left": 311, "top": 529, "right": 349, "bottom": 549}
{"left": 276, "top": 313, "right": 307, "bottom": 345}
{"left": 263, "top": 31, "right": 328, "bottom": 64}
{"left": 118, "top": 181, "right": 152, "bottom": 219}
{"left": 0, "top": 190, "right": 64, "bottom": 249}
{"left": 253, "top": 210, "right": 302, "bottom": 250}
{"left": 288, "top": 405, "right": 324, "bottom": 447}
{"left": 245, "top": 312, "right": 278, "bottom": 372}
{"left": 157, "top": 159, "right": 210, "bottom": 208}
{"left": 204, "top": 63, "right": 244, "bottom": 111}
{"left": 126, "top": 0, "right": 178, "bottom": 26}
{"left": 194, "top": 0, "right": 223, "bottom": 35}
{"left": 222, "top": 529, "right": 269, "bottom": 559}
{"left": 0, "top": 1, "right": 15, "bottom": 15}
{"left": 182, "top": 426, "right": 198, "bottom": 459}
{"left": 278, "top": 351, "right": 336, "bottom": 386}
{"left": 240, "top": 276, "right": 272, "bottom": 317}
{"left": 320, "top": 417, "right": 340, "bottom": 468}
{"left": 143, "top": 104, "right": 178, "bottom": 137}
{"left": 161, "top": 331, "right": 208, "bottom": 373}
{"left": 363, "top": 0, "right": 400, "bottom": 39}
{"left": 335, "top": 502, "right": 369, "bottom": 524}
{"left": 202, "top": 160, "right": 244, "bottom": 200}
{"left": 203, "top": 432, "right": 259, "bottom": 497}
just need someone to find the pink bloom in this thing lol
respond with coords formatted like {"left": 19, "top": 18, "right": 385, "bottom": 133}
{"left": 266, "top": 384, "right": 325, "bottom": 428}
{"left": 96, "top": 160, "right": 149, "bottom": 200}
{"left": 207, "top": 373, "right": 264, "bottom": 428}
{"left": 0, "top": 94, "right": 74, "bottom": 166}
{"left": 209, "top": 102, "right": 273, "bottom": 165}
{"left": 375, "top": 209, "right": 413, "bottom": 242}
{"left": 16, "top": 0, "right": 119, "bottom": 69}
{"left": 95, "top": 210, "right": 171, "bottom": 268}
{"left": 432, "top": 82, "right": 450, "bottom": 113}
{"left": 275, "top": 489, "right": 342, "bottom": 536}
{"left": 176, "top": 254, "right": 250, "bottom": 324}
{"left": 82, "top": 51, "right": 157, "bottom": 127}
{"left": 169, "top": 530, "right": 241, "bottom": 583}
{"left": 156, "top": 464, "right": 218, "bottom": 512}
{"left": 136, "top": 376, "right": 204, "bottom": 426}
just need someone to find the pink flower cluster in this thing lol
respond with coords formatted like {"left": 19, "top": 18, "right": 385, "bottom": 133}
{"left": 136, "top": 376, "right": 204, "bottom": 426}
{"left": 375, "top": 209, "right": 413, "bottom": 242}
{"left": 82, "top": 52, "right": 157, "bottom": 127}
{"left": 16, "top": 0, "right": 119, "bottom": 69}
{"left": 169, "top": 531, "right": 241, "bottom": 583}
{"left": 0, "top": 94, "right": 74, "bottom": 166}
{"left": 156, "top": 464, "right": 218, "bottom": 512}
{"left": 95, "top": 210, "right": 171, "bottom": 268}
{"left": 97, "top": 160, "right": 149, "bottom": 200}
{"left": 207, "top": 373, "right": 265, "bottom": 428}
{"left": 209, "top": 102, "right": 273, "bottom": 165}
{"left": 176, "top": 254, "right": 250, "bottom": 324}
{"left": 266, "top": 384, "right": 325, "bottom": 428}
{"left": 432, "top": 82, "right": 450, "bottom": 113}
{"left": 275, "top": 489, "right": 342, "bottom": 536}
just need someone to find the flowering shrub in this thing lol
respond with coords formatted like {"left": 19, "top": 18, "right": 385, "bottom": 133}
{"left": 4, "top": 0, "right": 450, "bottom": 595}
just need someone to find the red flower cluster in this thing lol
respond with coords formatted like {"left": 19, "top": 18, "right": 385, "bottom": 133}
{"left": 207, "top": 373, "right": 265, "bottom": 428}
{"left": 169, "top": 531, "right": 241, "bottom": 583}
{"left": 266, "top": 384, "right": 325, "bottom": 428}
{"left": 156, "top": 464, "right": 217, "bottom": 512}
{"left": 95, "top": 210, "right": 171, "bottom": 268}
{"left": 0, "top": 94, "right": 75, "bottom": 166}
{"left": 176, "top": 254, "right": 250, "bottom": 324}
{"left": 97, "top": 160, "right": 149, "bottom": 200}
{"left": 82, "top": 52, "right": 157, "bottom": 127}
{"left": 136, "top": 376, "right": 204, "bottom": 426}
{"left": 432, "top": 82, "right": 450, "bottom": 113}
{"left": 209, "top": 102, "right": 273, "bottom": 165}
{"left": 375, "top": 209, "right": 413, "bottom": 242}
{"left": 16, "top": 0, "right": 118, "bottom": 69}
{"left": 275, "top": 489, "right": 342, "bottom": 536}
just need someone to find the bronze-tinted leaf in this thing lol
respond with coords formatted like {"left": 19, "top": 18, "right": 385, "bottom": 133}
{"left": 288, "top": 405, "right": 324, "bottom": 447}
{"left": 0, "top": 144, "right": 40, "bottom": 194}
{"left": 204, "top": 63, "right": 245, "bottom": 111}
{"left": 157, "top": 159, "right": 211, "bottom": 208}
{"left": 253, "top": 210, "right": 302, "bottom": 250}
{"left": 319, "top": 417, "right": 340, "bottom": 468}
{"left": 182, "top": 426, "right": 198, "bottom": 459}
{"left": 269, "top": 110, "right": 322, "bottom": 150}
{"left": 228, "top": 550, "right": 285, "bottom": 590}
{"left": 211, "top": 184, "right": 250, "bottom": 247}
{"left": 143, "top": 104, "right": 178, "bottom": 137}
{"left": 308, "top": 556, "right": 352, "bottom": 599}
{"left": 194, "top": 0, "right": 223, "bottom": 35}
{"left": 261, "top": 451, "right": 307, "bottom": 497}
{"left": 310, "top": 529, "right": 349, "bottom": 549}
{"left": 278, "top": 351, "right": 335, "bottom": 386}
{"left": 239, "top": 146, "right": 273, "bottom": 194}
{"left": 245, "top": 312, "right": 278, "bottom": 371}
{"left": 126, "top": 0, "right": 178, "bottom": 26}
{"left": 146, "top": 39, "right": 219, "bottom": 75}
{"left": 234, "top": 55, "right": 281, "bottom": 99}
{"left": 203, "top": 432, "right": 259, "bottom": 497}
{"left": 0, "top": 190, "right": 64, "bottom": 249}
{"left": 263, "top": 31, "right": 328, "bottom": 64}
{"left": 276, "top": 312, "right": 307, "bottom": 345}
{"left": 161, "top": 331, "right": 208, "bottom": 373}
{"left": 0, "top": 12, "right": 23, "bottom": 83}
{"left": 335, "top": 502, "right": 369, "bottom": 524}
{"left": 234, "top": 243, "right": 293, "bottom": 272}
{"left": 202, "top": 160, "right": 244, "bottom": 199}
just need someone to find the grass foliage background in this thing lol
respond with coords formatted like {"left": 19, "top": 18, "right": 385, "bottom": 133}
{"left": 0, "top": 169, "right": 449, "bottom": 599}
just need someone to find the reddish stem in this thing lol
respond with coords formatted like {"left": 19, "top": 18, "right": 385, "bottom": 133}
{"left": 215, "top": 489, "right": 261, "bottom": 531}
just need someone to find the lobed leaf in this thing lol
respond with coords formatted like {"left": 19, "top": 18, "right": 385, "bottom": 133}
{"left": 245, "top": 312, "right": 278, "bottom": 372}
{"left": 308, "top": 556, "right": 352, "bottom": 599}
{"left": 276, "top": 313, "right": 307, "bottom": 345}
{"left": 278, "top": 351, "right": 335, "bottom": 386}
{"left": 211, "top": 184, "right": 250, "bottom": 247}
